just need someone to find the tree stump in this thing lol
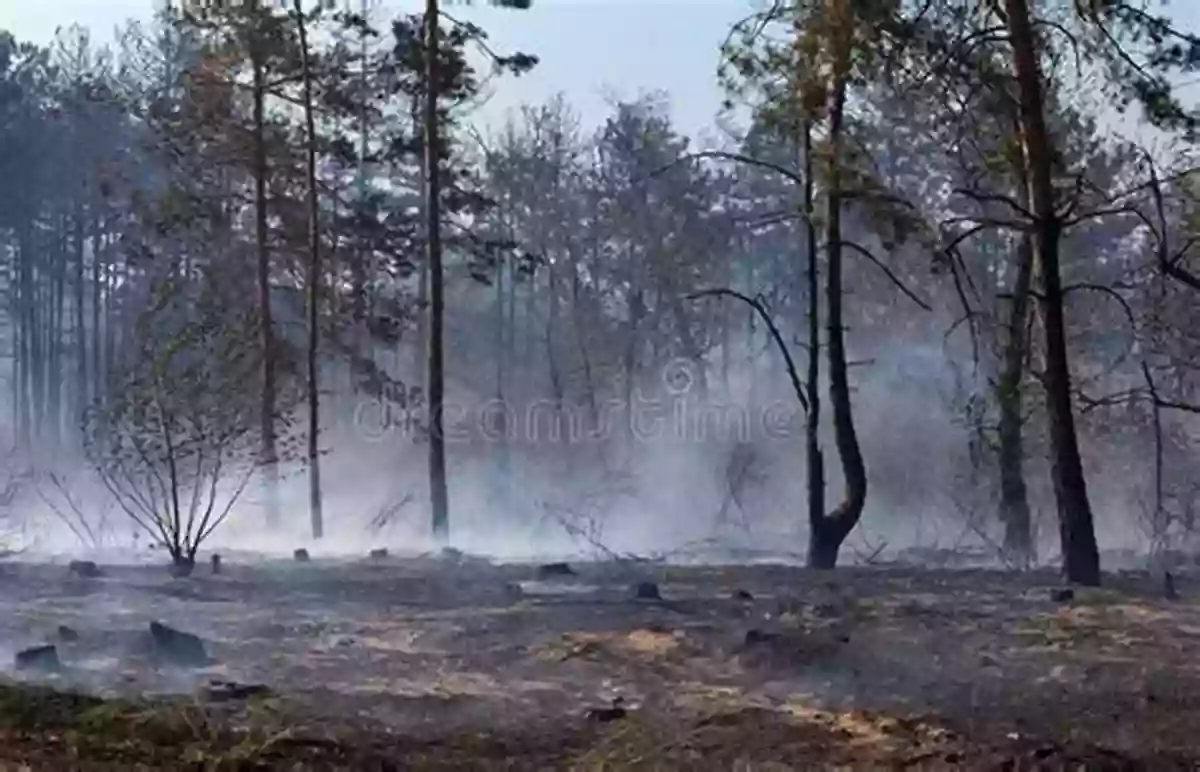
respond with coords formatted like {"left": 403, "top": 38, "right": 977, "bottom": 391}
{"left": 537, "top": 562, "right": 576, "bottom": 578}
{"left": 15, "top": 645, "right": 60, "bottom": 672}
{"left": 201, "top": 679, "right": 270, "bottom": 703}
{"left": 633, "top": 581, "right": 661, "bottom": 600}
{"left": 68, "top": 560, "right": 101, "bottom": 578}
{"left": 148, "top": 621, "right": 212, "bottom": 667}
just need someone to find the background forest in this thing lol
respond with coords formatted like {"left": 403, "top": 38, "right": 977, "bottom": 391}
{"left": 0, "top": 0, "right": 1198, "bottom": 586}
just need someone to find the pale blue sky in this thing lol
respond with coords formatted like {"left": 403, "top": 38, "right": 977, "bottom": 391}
{"left": 0, "top": 0, "right": 749, "bottom": 137}
{"left": 2, "top": 0, "right": 1198, "bottom": 137}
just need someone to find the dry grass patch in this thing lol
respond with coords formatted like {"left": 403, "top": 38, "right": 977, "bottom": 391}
{"left": 535, "top": 628, "right": 691, "bottom": 664}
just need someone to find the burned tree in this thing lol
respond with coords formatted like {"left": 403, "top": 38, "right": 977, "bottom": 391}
{"left": 711, "top": 0, "right": 933, "bottom": 569}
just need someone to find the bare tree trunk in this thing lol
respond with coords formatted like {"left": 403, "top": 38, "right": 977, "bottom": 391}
{"left": 507, "top": 256, "right": 517, "bottom": 393}
{"left": 523, "top": 265, "right": 535, "bottom": 395}
{"left": 721, "top": 250, "right": 732, "bottom": 398}
{"left": 624, "top": 288, "right": 643, "bottom": 408}
{"left": 15, "top": 227, "right": 30, "bottom": 451}
{"left": 808, "top": 68, "right": 866, "bottom": 570}
{"left": 800, "top": 117, "right": 825, "bottom": 557}
{"left": 413, "top": 96, "right": 428, "bottom": 387}
{"left": 496, "top": 258, "right": 506, "bottom": 407}
{"left": 1002, "top": 0, "right": 1099, "bottom": 585}
{"left": 75, "top": 205, "right": 88, "bottom": 424}
{"left": 296, "top": 0, "right": 324, "bottom": 540}
{"left": 103, "top": 263, "right": 116, "bottom": 410}
{"left": 91, "top": 225, "right": 103, "bottom": 403}
{"left": 30, "top": 235, "right": 45, "bottom": 443}
{"left": 17, "top": 228, "right": 33, "bottom": 451}
{"left": 504, "top": 254, "right": 515, "bottom": 474}
{"left": 351, "top": 10, "right": 371, "bottom": 335}
{"left": 546, "top": 260, "right": 567, "bottom": 443}
{"left": 746, "top": 259, "right": 759, "bottom": 411}
{"left": 8, "top": 254, "right": 17, "bottom": 442}
{"left": 997, "top": 234, "right": 1034, "bottom": 566}
{"left": 252, "top": 43, "right": 281, "bottom": 529}
{"left": 493, "top": 255, "right": 510, "bottom": 496}
{"left": 423, "top": 0, "right": 450, "bottom": 543}
{"left": 51, "top": 221, "right": 65, "bottom": 446}
{"left": 572, "top": 271, "right": 598, "bottom": 431}
{"left": 415, "top": 240, "right": 429, "bottom": 386}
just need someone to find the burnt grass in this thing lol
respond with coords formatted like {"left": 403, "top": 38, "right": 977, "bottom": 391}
{"left": 0, "top": 554, "right": 1198, "bottom": 769}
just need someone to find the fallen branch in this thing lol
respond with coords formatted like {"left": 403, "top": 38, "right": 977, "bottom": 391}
{"left": 538, "top": 500, "right": 652, "bottom": 564}
{"left": 850, "top": 528, "right": 889, "bottom": 565}
{"left": 367, "top": 492, "right": 415, "bottom": 533}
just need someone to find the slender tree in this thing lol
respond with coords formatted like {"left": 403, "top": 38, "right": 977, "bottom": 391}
{"left": 416, "top": 0, "right": 535, "bottom": 544}
{"left": 294, "top": 0, "right": 324, "bottom": 539}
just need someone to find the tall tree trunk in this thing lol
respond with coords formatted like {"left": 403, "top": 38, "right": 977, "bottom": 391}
{"left": 808, "top": 67, "right": 866, "bottom": 570}
{"left": 624, "top": 288, "right": 644, "bottom": 409}
{"left": 997, "top": 234, "right": 1034, "bottom": 566}
{"left": 413, "top": 96, "right": 428, "bottom": 387}
{"left": 493, "top": 255, "right": 510, "bottom": 499}
{"left": 721, "top": 249, "right": 732, "bottom": 398}
{"left": 296, "top": 0, "right": 324, "bottom": 540}
{"left": 103, "top": 263, "right": 116, "bottom": 412}
{"left": 8, "top": 249, "right": 18, "bottom": 443}
{"left": 415, "top": 234, "right": 429, "bottom": 389}
{"left": 496, "top": 258, "right": 506, "bottom": 407}
{"left": 507, "top": 255, "right": 517, "bottom": 395}
{"left": 22, "top": 231, "right": 38, "bottom": 448}
{"left": 91, "top": 227, "right": 103, "bottom": 404}
{"left": 546, "top": 259, "right": 567, "bottom": 443}
{"left": 1002, "top": 0, "right": 1100, "bottom": 585}
{"left": 51, "top": 222, "right": 65, "bottom": 447}
{"left": 746, "top": 259, "right": 759, "bottom": 411}
{"left": 251, "top": 42, "right": 281, "bottom": 529}
{"left": 346, "top": 27, "right": 371, "bottom": 426}
{"left": 15, "top": 227, "right": 30, "bottom": 451}
{"left": 352, "top": 4, "right": 371, "bottom": 333}
{"left": 75, "top": 205, "right": 88, "bottom": 425}
{"left": 423, "top": 1, "right": 450, "bottom": 543}
{"left": 572, "top": 271, "right": 599, "bottom": 432}
{"left": 800, "top": 117, "right": 825, "bottom": 557}
{"left": 31, "top": 235, "right": 45, "bottom": 443}
{"left": 523, "top": 263, "right": 535, "bottom": 395}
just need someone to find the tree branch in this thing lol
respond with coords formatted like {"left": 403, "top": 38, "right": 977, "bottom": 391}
{"left": 837, "top": 240, "right": 932, "bottom": 311}
{"left": 688, "top": 288, "right": 809, "bottom": 414}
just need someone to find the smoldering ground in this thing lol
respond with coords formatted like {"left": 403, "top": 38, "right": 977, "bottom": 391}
{"left": 0, "top": 552, "right": 1198, "bottom": 767}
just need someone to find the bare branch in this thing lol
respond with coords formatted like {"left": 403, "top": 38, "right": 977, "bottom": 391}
{"left": 838, "top": 240, "right": 933, "bottom": 311}
{"left": 645, "top": 150, "right": 804, "bottom": 188}
{"left": 688, "top": 287, "right": 809, "bottom": 414}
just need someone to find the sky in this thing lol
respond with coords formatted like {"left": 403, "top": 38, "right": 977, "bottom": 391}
{"left": 0, "top": 0, "right": 749, "bottom": 138}
{"left": 2, "top": 0, "right": 1198, "bottom": 140}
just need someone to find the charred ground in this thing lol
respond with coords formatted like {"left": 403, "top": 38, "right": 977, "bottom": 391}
{"left": 0, "top": 552, "right": 1197, "bottom": 769}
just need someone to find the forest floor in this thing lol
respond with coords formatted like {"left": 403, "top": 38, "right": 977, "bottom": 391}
{"left": 0, "top": 552, "right": 1198, "bottom": 769}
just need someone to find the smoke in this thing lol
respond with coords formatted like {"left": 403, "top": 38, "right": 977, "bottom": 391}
{"left": 0, "top": 298, "right": 1161, "bottom": 570}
